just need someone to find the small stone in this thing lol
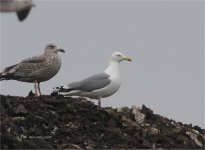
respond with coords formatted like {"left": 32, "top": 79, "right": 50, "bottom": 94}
{"left": 27, "top": 90, "right": 35, "bottom": 97}
{"left": 150, "top": 127, "right": 159, "bottom": 135}
{"left": 186, "top": 131, "right": 203, "bottom": 147}
{"left": 132, "top": 105, "right": 145, "bottom": 124}
{"left": 14, "top": 104, "right": 28, "bottom": 114}
{"left": 71, "top": 144, "right": 82, "bottom": 149}
{"left": 193, "top": 125, "right": 202, "bottom": 133}
{"left": 176, "top": 135, "right": 189, "bottom": 144}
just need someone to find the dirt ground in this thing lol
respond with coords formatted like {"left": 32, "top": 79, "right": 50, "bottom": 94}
{"left": 0, "top": 94, "right": 204, "bottom": 149}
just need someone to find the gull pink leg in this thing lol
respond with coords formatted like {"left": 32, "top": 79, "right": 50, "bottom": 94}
{"left": 37, "top": 82, "right": 42, "bottom": 96}
{"left": 34, "top": 81, "right": 39, "bottom": 97}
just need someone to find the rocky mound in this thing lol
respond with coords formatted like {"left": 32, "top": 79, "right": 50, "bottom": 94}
{"left": 0, "top": 94, "right": 204, "bottom": 149}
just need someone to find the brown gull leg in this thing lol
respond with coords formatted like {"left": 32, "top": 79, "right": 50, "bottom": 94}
{"left": 34, "top": 81, "right": 39, "bottom": 97}
{"left": 37, "top": 82, "right": 42, "bottom": 96}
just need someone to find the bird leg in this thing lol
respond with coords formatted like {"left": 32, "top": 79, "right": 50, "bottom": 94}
{"left": 97, "top": 98, "right": 101, "bottom": 108}
{"left": 34, "top": 81, "right": 39, "bottom": 97}
{"left": 37, "top": 82, "right": 42, "bottom": 96}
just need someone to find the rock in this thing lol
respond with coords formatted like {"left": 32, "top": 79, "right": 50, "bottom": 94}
{"left": 14, "top": 104, "right": 28, "bottom": 114}
{"left": 141, "top": 105, "right": 154, "bottom": 120}
{"left": 186, "top": 131, "right": 203, "bottom": 148}
{"left": 132, "top": 105, "right": 145, "bottom": 124}
{"left": 71, "top": 144, "right": 83, "bottom": 149}
{"left": 193, "top": 125, "right": 203, "bottom": 133}
{"left": 0, "top": 95, "right": 204, "bottom": 149}
{"left": 0, "top": 95, "right": 12, "bottom": 113}
{"left": 27, "top": 90, "right": 35, "bottom": 97}
{"left": 176, "top": 135, "right": 189, "bottom": 144}
{"left": 150, "top": 127, "right": 160, "bottom": 135}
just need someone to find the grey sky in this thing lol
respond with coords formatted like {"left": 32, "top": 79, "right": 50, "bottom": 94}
{"left": 0, "top": 0, "right": 204, "bottom": 127}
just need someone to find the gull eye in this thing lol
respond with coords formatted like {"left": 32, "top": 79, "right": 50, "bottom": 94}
{"left": 48, "top": 45, "right": 55, "bottom": 49}
{"left": 117, "top": 54, "right": 121, "bottom": 57}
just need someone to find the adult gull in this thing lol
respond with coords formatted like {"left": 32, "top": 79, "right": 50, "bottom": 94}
{"left": 53, "top": 52, "right": 132, "bottom": 107}
{"left": 0, "top": 43, "right": 65, "bottom": 96}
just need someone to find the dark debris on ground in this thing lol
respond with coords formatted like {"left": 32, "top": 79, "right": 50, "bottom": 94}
{"left": 0, "top": 94, "right": 204, "bottom": 149}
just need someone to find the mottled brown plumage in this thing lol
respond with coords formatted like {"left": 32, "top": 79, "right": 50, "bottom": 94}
{"left": 0, "top": 43, "right": 65, "bottom": 96}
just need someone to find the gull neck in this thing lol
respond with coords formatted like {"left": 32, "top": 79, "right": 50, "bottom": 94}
{"left": 104, "top": 60, "right": 120, "bottom": 75}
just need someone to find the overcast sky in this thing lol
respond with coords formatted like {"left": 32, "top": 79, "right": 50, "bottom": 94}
{"left": 0, "top": 0, "right": 204, "bottom": 127}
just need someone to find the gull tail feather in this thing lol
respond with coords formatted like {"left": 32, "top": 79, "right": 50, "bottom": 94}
{"left": 0, "top": 73, "right": 13, "bottom": 81}
{"left": 0, "top": 73, "right": 4, "bottom": 81}
{"left": 53, "top": 85, "right": 74, "bottom": 93}
{"left": 51, "top": 85, "right": 76, "bottom": 96}
{"left": 0, "top": 64, "right": 18, "bottom": 81}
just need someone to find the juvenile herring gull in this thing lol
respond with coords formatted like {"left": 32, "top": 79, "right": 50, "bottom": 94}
{"left": 0, "top": 43, "right": 65, "bottom": 96}
{"left": 0, "top": 0, "right": 35, "bottom": 21}
{"left": 53, "top": 52, "right": 132, "bottom": 107}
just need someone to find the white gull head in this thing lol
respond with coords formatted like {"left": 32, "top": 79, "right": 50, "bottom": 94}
{"left": 110, "top": 52, "right": 132, "bottom": 63}
{"left": 105, "top": 52, "right": 132, "bottom": 75}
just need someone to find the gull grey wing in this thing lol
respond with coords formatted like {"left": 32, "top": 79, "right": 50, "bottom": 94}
{"left": 16, "top": 7, "right": 31, "bottom": 21}
{"left": 68, "top": 73, "right": 111, "bottom": 92}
